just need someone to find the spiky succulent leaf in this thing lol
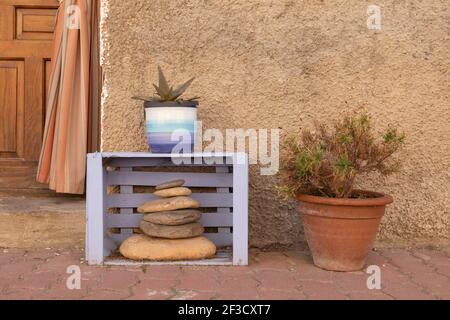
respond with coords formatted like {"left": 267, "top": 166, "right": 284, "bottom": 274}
{"left": 167, "top": 86, "right": 176, "bottom": 101}
{"left": 132, "top": 96, "right": 153, "bottom": 102}
{"left": 157, "top": 66, "right": 170, "bottom": 95}
{"left": 153, "top": 84, "right": 164, "bottom": 97}
{"left": 172, "top": 77, "right": 195, "bottom": 98}
{"left": 134, "top": 66, "right": 197, "bottom": 103}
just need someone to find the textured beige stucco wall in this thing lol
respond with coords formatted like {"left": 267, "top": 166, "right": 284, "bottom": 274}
{"left": 101, "top": 0, "right": 450, "bottom": 247}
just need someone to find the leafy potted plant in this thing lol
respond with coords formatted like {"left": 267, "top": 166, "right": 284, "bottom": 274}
{"left": 278, "top": 112, "right": 405, "bottom": 271}
{"left": 133, "top": 66, "right": 199, "bottom": 153}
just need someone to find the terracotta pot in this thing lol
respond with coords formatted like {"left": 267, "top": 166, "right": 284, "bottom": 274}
{"left": 297, "top": 190, "right": 393, "bottom": 272}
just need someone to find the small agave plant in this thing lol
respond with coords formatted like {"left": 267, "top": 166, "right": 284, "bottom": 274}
{"left": 132, "top": 66, "right": 198, "bottom": 103}
{"left": 135, "top": 66, "right": 199, "bottom": 154}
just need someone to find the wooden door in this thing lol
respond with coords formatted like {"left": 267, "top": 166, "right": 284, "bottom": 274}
{"left": 0, "top": 0, "right": 58, "bottom": 191}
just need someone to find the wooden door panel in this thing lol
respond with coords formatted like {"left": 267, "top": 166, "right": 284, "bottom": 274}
{"left": 0, "top": 5, "right": 14, "bottom": 40}
{"left": 16, "top": 7, "right": 57, "bottom": 40}
{"left": 0, "top": 0, "right": 58, "bottom": 190}
{"left": 0, "top": 41, "right": 53, "bottom": 57}
{"left": 0, "top": 65, "right": 17, "bottom": 153}
{"left": 24, "top": 57, "right": 44, "bottom": 160}
{"left": 43, "top": 58, "right": 51, "bottom": 127}
{"left": 0, "top": 60, "right": 24, "bottom": 158}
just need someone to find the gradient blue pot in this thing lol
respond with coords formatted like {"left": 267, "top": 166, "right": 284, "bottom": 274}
{"left": 144, "top": 100, "right": 198, "bottom": 154}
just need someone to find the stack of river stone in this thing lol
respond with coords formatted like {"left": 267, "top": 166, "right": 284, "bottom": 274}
{"left": 119, "top": 180, "right": 217, "bottom": 261}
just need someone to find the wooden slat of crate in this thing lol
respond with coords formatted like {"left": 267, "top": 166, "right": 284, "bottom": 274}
{"left": 107, "top": 157, "right": 232, "bottom": 168}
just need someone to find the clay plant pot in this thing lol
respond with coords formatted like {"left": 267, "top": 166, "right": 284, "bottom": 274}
{"left": 297, "top": 190, "right": 393, "bottom": 272}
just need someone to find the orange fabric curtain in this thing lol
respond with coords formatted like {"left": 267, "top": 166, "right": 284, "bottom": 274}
{"left": 37, "top": 0, "right": 100, "bottom": 194}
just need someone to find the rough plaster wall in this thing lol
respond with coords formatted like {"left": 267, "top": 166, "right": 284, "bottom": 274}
{"left": 101, "top": 0, "right": 450, "bottom": 247}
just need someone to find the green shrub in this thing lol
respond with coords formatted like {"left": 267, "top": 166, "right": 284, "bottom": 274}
{"left": 277, "top": 112, "right": 405, "bottom": 199}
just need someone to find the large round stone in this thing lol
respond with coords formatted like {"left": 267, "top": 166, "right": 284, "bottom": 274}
{"left": 140, "top": 220, "right": 204, "bottom": 239}
{"left": 143, "top": 209, "right": 202, "bottom": 226}
{"left": 155, "top": 179, "right": 185, "bottom": 190}
{"left": 137, "top": 196, "right": 200, "bottom": 213}
{"left": 119, "top": 235, "right": 217, "bottom": 261}
{"left": 154, "top": 187, "right": 192, "bottom": 198}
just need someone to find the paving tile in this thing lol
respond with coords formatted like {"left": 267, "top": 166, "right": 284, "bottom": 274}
{"left": 15, "top": 270, "right": 62, "bottom": 290}
{"left": 129, "top": 289, "right": 173, "bottom": 300}
{"left": 82, "top": 289, "right": 131, "bottom": 300}
{"left": 347, "top": 291, "right": 394, "bottom": 300}
{"left": 435, "top": 265, "right": 450, "bottom": 277}
{"left": 218, "top": 289, "right": 259, "bottom": 300}
{"left": 0, "top": 288, "right": 50, "bottom": 300}
{"left": 291, "top": 262, "right": 335, "bottom": 282}
{"left": 42, "top": 252, "right": 84, "bottom": 272}
{"left": 252, "top": 252, "right": 295, "bottom": 270}
{"left": 366, "top": 250, "right": 390, "bottom": 266}
{"left": 100, "top": 269, "right": 140, "bottom": 291}
{"left": 378, "top": 249, "right": 435, "bottom": 275}
{"left": 219, "top": 276, "right": 259, "bottom": 291}
{"left": 132, "top": 278, "right": 177, "bottom": 300}
{"left": 257, "top": 289, "right": 306, "bottom": 300}
{"left": 255, "top": 269, "right": 299, "bottom": 291}
{"left": 333, "top": 271, "right": 371, "bottom": 293}
{"left": 283, "top": 249, "right": 314, "bottom": 265}
{"left": 216, "top": 266, "right": 254, "bottom": 279}
{"left": 0, "top": 252, "right": 17, "bottom": 265}
{"left": 177, "top": 268, "right": 220, "bottom": 292}
{"left": 0, "top": 259, "right": 37, "bottom": 278}
{"left": 142, "top": 265, "right": 182, "bottom": 280}
{"left": 382, "top": 281, "right": 435, "bottom": 300}
{"left": 409, "top": 272, "right": 450, "bottom": 299}
{"left": 38, "top": 284, "right": 90, "bottom": 300}
{"left": 375, "top": 264, "right": 410, "bottom": 287}
{"left": 300, "top": 281, "right": 348, "bottom": 300}
{"left": 170, "top": 290, "right": 217, "bottom": 300}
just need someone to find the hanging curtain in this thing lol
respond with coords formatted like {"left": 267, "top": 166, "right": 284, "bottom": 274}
{"left": 37, "top": 0, "right": 101, "bottom": 194}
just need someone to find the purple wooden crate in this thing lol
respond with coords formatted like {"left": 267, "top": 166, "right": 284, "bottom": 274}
{"left": 86, "top": 152, "right": 248, "bottom": 266}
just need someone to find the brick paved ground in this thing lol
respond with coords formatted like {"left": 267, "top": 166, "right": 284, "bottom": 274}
{"left": 0, "top": 245, "right": 449, "bottom": 300}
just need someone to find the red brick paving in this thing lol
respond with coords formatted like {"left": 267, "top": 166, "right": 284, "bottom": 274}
{"left": 0, "top": 246, "right": 449, "bottom": 300}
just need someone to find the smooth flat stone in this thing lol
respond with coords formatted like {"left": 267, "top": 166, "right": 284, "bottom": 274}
{"left": 143, "top": 209, "right": 202, "bottom": 226}
{"left": 119, "top": 235, "right": 217, "bottom": 261}
{"left": 155, "top": 180, "right": 185, "bottom": 190}
{"left": 137, "top": 196, "right": 200, "bottom": 213}
{"left": 154, "top": 187, "right": 192, "bottom": 198}
{"left": 140, "top": 220, "right": 204, "bottom": 239}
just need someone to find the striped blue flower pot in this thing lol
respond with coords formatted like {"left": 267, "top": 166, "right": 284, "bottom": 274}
{"left": 144, "top": 101, "right": 198, "bottom": 154}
